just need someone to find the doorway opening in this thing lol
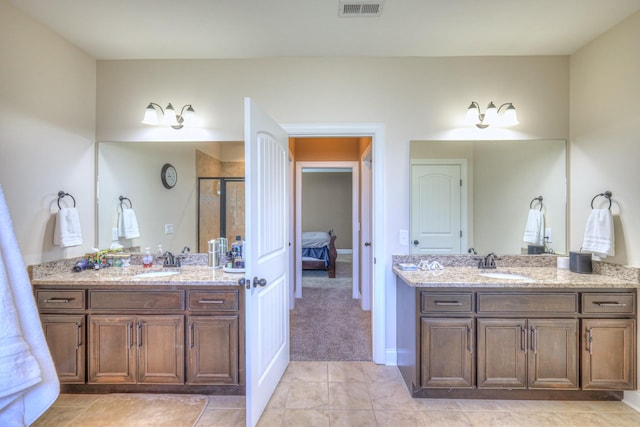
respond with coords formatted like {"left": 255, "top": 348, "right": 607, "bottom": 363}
{"left": 288, "top": 136, "right": 373, "bottom": 361}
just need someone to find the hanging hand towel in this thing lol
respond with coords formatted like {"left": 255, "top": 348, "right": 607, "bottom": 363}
{"left": 0, "top": 185, "right": 59, "bottom": 425}
{"left": 118, "top": 207, "right": 140, "bottom": 239}
{"left": 582, "top": 208, "right": 615, "bottom": 258}
{"left": 523, "top": 209, "right": 545, "bottom": 245}
{"left": 53, "top": 207, "right": 83, "bottom": 248}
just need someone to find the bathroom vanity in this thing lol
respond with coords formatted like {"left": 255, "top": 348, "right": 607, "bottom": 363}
{"left": 31, "top": 264, "right": 244, "bottom": 395}
{"left": 395, "top": 257, "right": 638, "bottom": 400}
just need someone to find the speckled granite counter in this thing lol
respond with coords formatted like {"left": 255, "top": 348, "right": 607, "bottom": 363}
{"left": 392, "top": 254, "right": 640, "bottom": 288}
{"left": 31, "top": 265, "right": 243, "bottom": 286}
{"left": 394, "top": 266, "right": 640, "bottom": 288}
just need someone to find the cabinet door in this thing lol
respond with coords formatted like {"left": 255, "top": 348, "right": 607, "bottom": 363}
{"left": 41, "top": 315, "right": 85, "bottom": 383}
{"left": 528, "top": 319, "right": 578, "bottom": 389}
{"left": 582, "top": 319, "right": 636, "bottom": 390}
{"left": 137, "top": 315, "right": 185, "bottom": 384}
{"left": 88, "top": 315, "right": 136, "bottom": 383}
{"left": 187, "top": 315, "right": 239, "bottom": 385}
{"left": 420, "top": 318, "right": 474, "bottom": 388}
{"left": 477, "top": 318, "right": 527, "bottom": 389}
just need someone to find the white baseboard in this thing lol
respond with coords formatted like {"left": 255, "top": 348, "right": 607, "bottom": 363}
{"left": 337, "top": 249, "right": 352, "bottom": 254}
{"left": 384, "top": 348, "right": 397, "bottom": 366}
{"left": 624, "top": 390, "right": 640, "bottom": 412}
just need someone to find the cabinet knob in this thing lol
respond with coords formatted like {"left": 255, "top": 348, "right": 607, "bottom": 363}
{"left": 413, "top": 240, "right": 419, "bottom": 245}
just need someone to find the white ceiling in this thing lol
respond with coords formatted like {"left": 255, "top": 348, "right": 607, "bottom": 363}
{"left": 9, "top": 0, "right": 640, "bottom": 60}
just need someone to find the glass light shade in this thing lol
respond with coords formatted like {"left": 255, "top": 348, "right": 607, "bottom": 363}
{"left": 182, "top": 105, "right": 196, "bottom": 125}
{"left": 163, "top": 103, "right": 179, "bottom": 126}
{"left": 465, "top": 103, "right": 480, "bottom": 125}
{"left": 141, "top": 104, "right": 160, "bottom": 125}
{"left": 483, "top": 102, "right": 498, "bottom": 125}
{"left": 501, "top": 103, "right": 519, "bottom": 126}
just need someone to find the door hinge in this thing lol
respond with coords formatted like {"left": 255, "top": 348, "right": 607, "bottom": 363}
{"left": 460, "top": 179, "right": 462, "bottom": 187}
{"left": 460, "top": 230, "right": 462, "bottom": 238}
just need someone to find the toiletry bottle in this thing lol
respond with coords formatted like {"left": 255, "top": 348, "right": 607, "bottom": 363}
{"left": 157, "top": 244, "right": 163, "bottom": 257}
{"left": 143, "top": 247, "right": 153, "bottom": 268}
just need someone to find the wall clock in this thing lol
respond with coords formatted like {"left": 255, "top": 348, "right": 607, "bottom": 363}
{"left": 161, "top": 163, "right": 177, "bottom": 189}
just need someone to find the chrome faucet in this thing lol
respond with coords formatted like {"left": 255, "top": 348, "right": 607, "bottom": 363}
{"left": 478, "top": 252, "right": 498, "bottom": 269}
{"left": 162, "top": 251, "right": 180, "bottom": 268}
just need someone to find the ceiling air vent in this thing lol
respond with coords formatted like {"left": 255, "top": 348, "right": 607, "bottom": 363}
{"left": 338, "top": 1, "right": 385, "bottom": 17}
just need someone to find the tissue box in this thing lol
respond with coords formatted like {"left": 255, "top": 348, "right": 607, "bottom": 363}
{"left": 569, "top": 251, "right": 592, "bottom": 274}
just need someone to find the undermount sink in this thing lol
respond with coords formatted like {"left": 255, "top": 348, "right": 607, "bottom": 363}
{"left": 478, "top": 272, "right": 530, "bottom": 280}
{"left": 133, "top": 271, "right": 180, "bottom": 279}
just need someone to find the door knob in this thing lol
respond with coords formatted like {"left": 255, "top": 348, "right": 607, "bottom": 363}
{"left": 253, "top": 277, "right": 267, "bottom": 287}
{"left": 413, "top": 240, "right": 419, "bottom": 245}
{"left": 364, "top": 242, "right": 371, "bottom": 247}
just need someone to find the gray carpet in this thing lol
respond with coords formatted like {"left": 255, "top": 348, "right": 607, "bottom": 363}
{"left": 290, "top": 257, "right": 372, "bottom": 361}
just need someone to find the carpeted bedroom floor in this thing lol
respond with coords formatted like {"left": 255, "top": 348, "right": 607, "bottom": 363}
{"left": 290, "top": 255, "right": 372, "bottom": 361}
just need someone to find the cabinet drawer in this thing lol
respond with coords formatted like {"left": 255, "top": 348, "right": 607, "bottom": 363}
{"left": 188, "top": 291, "right": 239, "bottom": 311}
{"left": 36, "top": 290, "right": 85, "bottom": 310}
{"left": 89, "top": 290, "right": 184, "bottom": 310}
{"left": 477, "top": 292, "right": 577, "bottom": 314}
{"left": 582, "top": 293, "right": 635, "bottom": 314}
{"left": 421, "top": 292, "right": 473, "bottom": 313}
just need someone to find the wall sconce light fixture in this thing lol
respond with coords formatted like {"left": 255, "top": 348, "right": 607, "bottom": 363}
{"left": 142, "top": 102, "right": 196, "bottom": 129}
{"left": 465, "top": 101, "right": 519, "bottom": 129}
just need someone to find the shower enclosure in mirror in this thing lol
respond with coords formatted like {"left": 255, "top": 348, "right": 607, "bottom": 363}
{"left": 198, "top": 178, "right": 245, "bottom": 253}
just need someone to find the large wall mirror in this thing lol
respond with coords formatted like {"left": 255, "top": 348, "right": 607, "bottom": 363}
{"left": 410, "top": 140, "right": 567, "bottom": 255}
{"left": 96, "top": 141, "right": 244, "bottom": 252}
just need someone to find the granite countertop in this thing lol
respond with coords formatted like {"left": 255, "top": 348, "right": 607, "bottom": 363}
{"left": 394, "top": 266, "right": 640, "bottom": 289}
{"left": 31, "top": 265, "right": 244, "bottom": 287}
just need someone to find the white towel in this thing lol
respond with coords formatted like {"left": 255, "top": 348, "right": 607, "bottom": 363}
{"left": 53, "top": 207, "right": 83, "bottom": 248}
{"left": 0, "top": 185, "right": 59, "bottom": 425}
{"left": 582, "top": 208, "right": 615, "bottom": 258}
{"left": 523, "top": 209, "right": 545, "bottom": 245}
{"left": 118, "top": 207, "right": 140, "bottom": 239}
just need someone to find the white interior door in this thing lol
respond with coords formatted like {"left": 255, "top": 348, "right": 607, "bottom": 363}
{"left": 360, "top": 148, "right": 373, "bottom": 311}
{"left": 411, "top": 162, "right": 465, "bottom": 254}
{"left": 244, "top": 97, "right": 290, "bottom": 427}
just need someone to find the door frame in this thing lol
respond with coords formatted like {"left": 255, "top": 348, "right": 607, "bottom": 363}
{"left": 283, "top": 123, "right": 385, "bottom": 364}
{"left": 295, "top": 161, "right": 360, "bottom": 300}
{"left": 360, "top": 145, "right": 373, "bottom": 311}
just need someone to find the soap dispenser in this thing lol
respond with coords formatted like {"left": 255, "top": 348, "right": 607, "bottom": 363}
{"left": 143, "top": 247, "right": 153, "bottom": 268}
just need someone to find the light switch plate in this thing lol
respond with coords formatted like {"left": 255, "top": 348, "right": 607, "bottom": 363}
{"left": 545, "top": 227, "right": 552, "bottom": 243}
{"left": 111, "top": 227, "right": 118, "bottom": 241}
{"left": 399, "top": 229, "right": 409, "bottom": 246}
{"left": 165, "top": 224, "right": 174, "bottom": 234}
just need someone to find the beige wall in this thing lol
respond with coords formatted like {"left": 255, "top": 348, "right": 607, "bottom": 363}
{"left": 0, "top": 0, "right": 96, "bottom": 265}
{"left": 301, "top": 172, "right": 353, "bottom": 250}
{"left": 569, "top": 10, "right": 640, "bottom": 406}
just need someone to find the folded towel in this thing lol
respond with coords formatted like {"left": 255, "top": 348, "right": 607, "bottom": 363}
{"left": 53, "top": 207, "right": 83, "bottom": 248}
{"left": 582, "top": 208, "right": 615, "bottom": 258}
{"left": 118, "top": 207, "right": 140, "bottom": 239}
{"left": 523, "top": 209, "right": 545, "bottom": 246}
{"left": 0, "top": 185, "right": 59, "bottom": 425}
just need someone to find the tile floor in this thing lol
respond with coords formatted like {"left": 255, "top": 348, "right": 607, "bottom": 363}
{"left": 34, "top": 361, "right": 640, "bottom": 427}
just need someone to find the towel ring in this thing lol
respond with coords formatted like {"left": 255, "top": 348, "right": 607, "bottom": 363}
{"left": 590, "top": 191, "right": 612, "bottom": 209}
{"left": 529, "top": 196, "right": 543, "bottom": 211}
{"left": 57, "top": 191, "right": 76, "bottom": 209}
{"left": 119, "top": 195, "right": 133, "bottom": 209}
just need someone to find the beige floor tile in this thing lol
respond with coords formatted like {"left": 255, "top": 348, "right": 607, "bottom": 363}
{"left": 507, "top": 411, "right": 565, "bottom": 427}
{"left": 206, "top": 395, "right": 246, "bottom": 409}
{"left": 284, "top": 382, "right": 328, "bottom": 409}
{"left": 328, "top": 361, "right": 366, "bottom": 382}
{"left": 51, "top": 394, "right": 103, "bottom": 407}
{"left": 361, "top": 362, "right": 404, "bottom": 384}
{"left": 414, "top": 398, "right": 461, "bottom": 411}
{"left": 454, "top": 399, "right": 507, "bottom": 411}
{"left": 329, "top": 409, "right": 378, "bottom": 427}
{"left": 266, "top": 382, "right": 291, "bottom": 410}
{"left": 328, "top": 382, "right": 372, "bottom": 410}
{"left": 601, "top": 411, "right": 640, "bottom": 427}
{"left": 465, "top": 410, "right": 523, "bottom": 427}
{"left": 281, "top": 361, "right": 328, "bottom": 383}
{"left": 420, "top": 410, "right": 472, "bottom": 427}
{"left": 369, "top": 381, "right": 424, "bottom": 411}
{"left": 553, "top": 411, "right": 621, "bottom": 427}
{"left": 282, "top": 409, "right": 330, "bottom": 427}
{"left": 257, "top": 408, "right": 284, "bottom": 427}
{"left": 195, "top": 408, "right": 244, "bottom": 427}
{"left": 374, "top": 410, "right": 427, "bottom": 427}
{"left": 32, "top": 406, "right": 87, "bottom": 427}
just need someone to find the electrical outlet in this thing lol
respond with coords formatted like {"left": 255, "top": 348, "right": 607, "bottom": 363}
{"left": 165, "top": 224, "right": 174, "bottom": 235}
{"left": 545, "top": 227, "right": 552, "bottom": 243}
{"left": 111, "top": 227, "right": 118, "bottom": 241}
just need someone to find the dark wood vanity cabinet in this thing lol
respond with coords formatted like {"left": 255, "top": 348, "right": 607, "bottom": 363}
{"left": 397, "top": 280, "right": 636, "bottom": 399}
{"left": 34, "top": 284, "right": 244, "bottom": 394}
